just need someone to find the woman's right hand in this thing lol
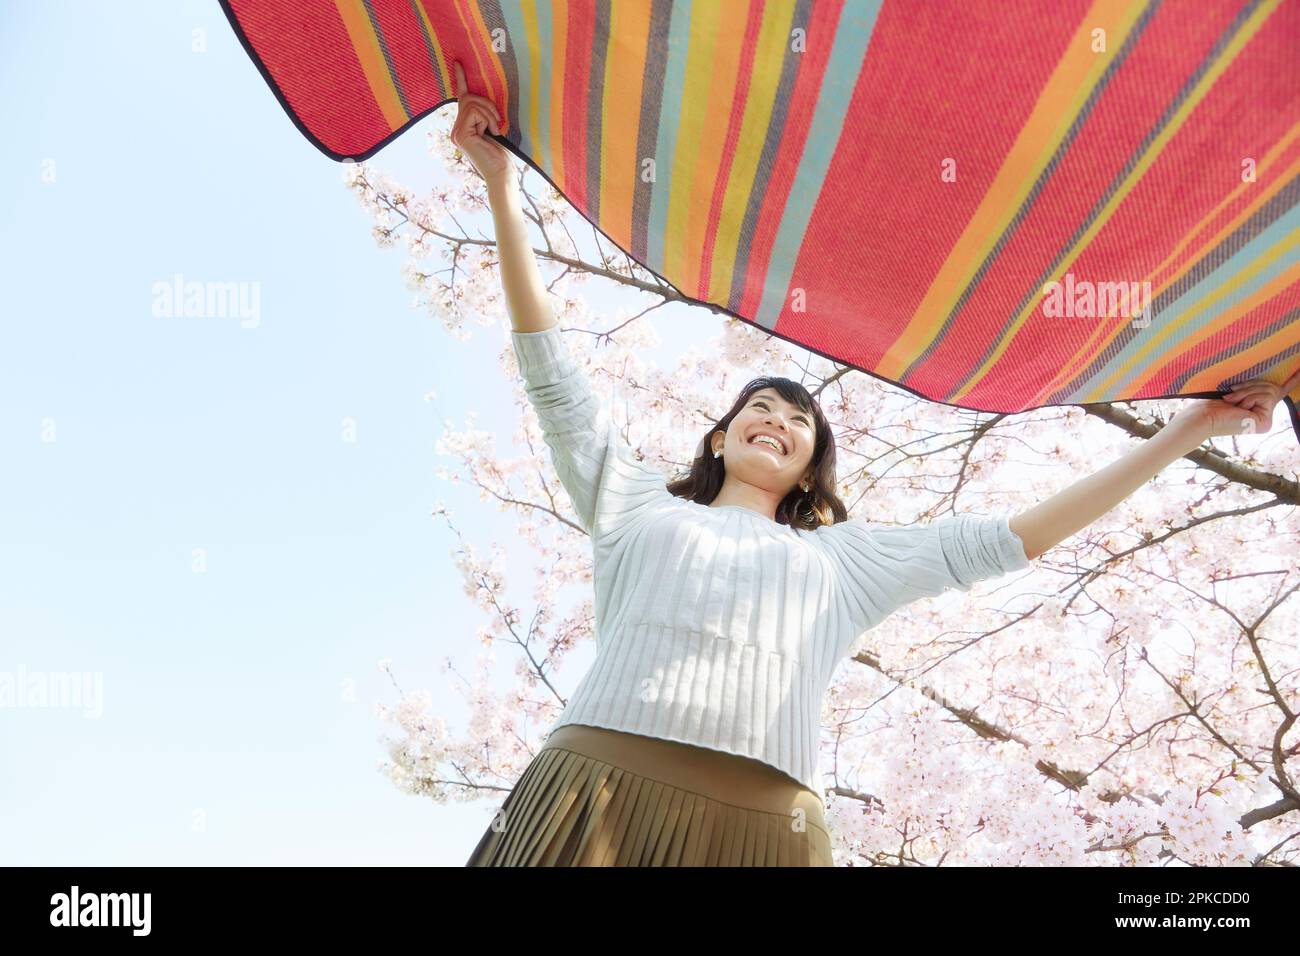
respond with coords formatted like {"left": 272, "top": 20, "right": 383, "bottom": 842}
{"left": 450, "top": 60, "right": 512, "bottom": 186}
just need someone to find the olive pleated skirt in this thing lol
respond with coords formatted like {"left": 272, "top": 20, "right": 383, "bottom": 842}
{"left": 465, "top": 723, "right": 833, "bottom": 867}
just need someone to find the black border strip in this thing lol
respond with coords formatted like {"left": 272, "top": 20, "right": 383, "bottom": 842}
{"left": 217, "top": 0, "right": 1300, "bottom": 451}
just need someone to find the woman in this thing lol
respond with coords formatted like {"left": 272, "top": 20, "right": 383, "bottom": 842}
{"left": 449, "top": 62, "right": 1296, "bottom": 866}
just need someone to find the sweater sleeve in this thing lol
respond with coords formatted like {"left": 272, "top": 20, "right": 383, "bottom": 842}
{"left": 511, "top": 324, "right": 669, "bottom": 540}
{"left": 817, "top": 512, "right": 1032, "bottom": 638}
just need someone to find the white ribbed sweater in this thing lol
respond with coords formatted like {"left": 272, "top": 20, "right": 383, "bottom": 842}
{"left": 512, "top": 324, "right": 1032, "bottom": 803}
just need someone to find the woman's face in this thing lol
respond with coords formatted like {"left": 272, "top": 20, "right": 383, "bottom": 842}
{"left": 714, "top": 389, "right": 817, "bottom": 492}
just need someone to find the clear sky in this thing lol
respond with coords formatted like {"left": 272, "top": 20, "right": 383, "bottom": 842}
{"left": 0, "top": 1, "right": 713, "bottom": 865}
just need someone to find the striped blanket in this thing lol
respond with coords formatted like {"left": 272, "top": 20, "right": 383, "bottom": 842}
{"left": 219, "top": 0, "right": 1300, "bottom": 447}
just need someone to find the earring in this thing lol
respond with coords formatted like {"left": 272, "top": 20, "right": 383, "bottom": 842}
{"left": 714, "top": 450, "right": 722, "bottom": 459}
{"left": 800, "top": 482, "right": 810, "bottom": 493}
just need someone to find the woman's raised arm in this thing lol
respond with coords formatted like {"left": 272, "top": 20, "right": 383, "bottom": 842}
{"left": 449, "top": 59, "right": 551, "bottom": 335}
{"left": 488, "top": 179, "right": 554, "bottom": 333}
{"left": 448, "top": 61, "right": 666, "bottom": 539}
{"left": 1009, "top": 366, "right": 1300, "bottom": 560}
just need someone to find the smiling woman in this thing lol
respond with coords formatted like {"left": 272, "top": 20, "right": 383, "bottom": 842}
{"left": 464, "top": 319, "right": 1032, "bottom": 867}
{"left": 454, "top": 67, "right": 1040, "bottom": 866}
{"left": 667, "top": 377, "right": 850, "bottom": 530}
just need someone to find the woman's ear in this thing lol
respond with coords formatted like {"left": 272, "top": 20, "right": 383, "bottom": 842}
{"left": 695, "top": 429, "right": 720, "bottom": 459}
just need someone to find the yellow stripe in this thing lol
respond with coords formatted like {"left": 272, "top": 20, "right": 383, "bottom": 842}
{"left": 875, "top": 0, "right": 1142, "bottom": 381}
{"left": 950, "top": 0, "right": 1285, "bottom": 403}
{"left": 664, "top": 3, "right": 723, "bottom": 290}
{"left": 682, "top": 1, "right": 741, "bottom": 296}
{"left": 665, "top": 4, "right": 723, "bottom": 290}
{"left": 706, "top": 2, "right": 798, "bottom": 304}
{"left": 333, "top": 0, "right": 409, "bottom": 131}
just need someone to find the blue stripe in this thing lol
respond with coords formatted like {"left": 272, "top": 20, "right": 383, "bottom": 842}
{"left": 646, "top": 0, "right": 694, "bottom": 273}
{"left": 754, "top": 1, "right": 882, "bottom": 330}
{"left": 497, "top": 2, "right": 535, "bottom": 159}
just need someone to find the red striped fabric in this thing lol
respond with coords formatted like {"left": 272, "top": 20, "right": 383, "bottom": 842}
{"left": 219, "top": 0, "right": 1300, "bottom": 447}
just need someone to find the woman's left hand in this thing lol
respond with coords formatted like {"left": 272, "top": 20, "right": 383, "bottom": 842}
{"left": 1170, "top": 365, "right": 1300, "bottom": 439}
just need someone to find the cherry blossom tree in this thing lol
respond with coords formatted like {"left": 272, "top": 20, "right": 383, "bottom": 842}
{"left": 348, "top": 111, "right": 1299, "bottom": 867}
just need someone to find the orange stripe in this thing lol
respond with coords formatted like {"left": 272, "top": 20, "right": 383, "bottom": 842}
{"left": 597, "top": 1, "right": 651, "bottom": 251}
{"left": 332, "top": 0, "right": 409, "bottom": 131}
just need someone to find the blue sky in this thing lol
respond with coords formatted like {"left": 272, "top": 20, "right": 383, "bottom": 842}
{"left": 0, "top": 1, "right": 712, "bottom": 865}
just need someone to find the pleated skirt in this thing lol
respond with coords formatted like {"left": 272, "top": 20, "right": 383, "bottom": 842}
{"left": 465, "top": 723, "right": 834, "bottom": 867}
